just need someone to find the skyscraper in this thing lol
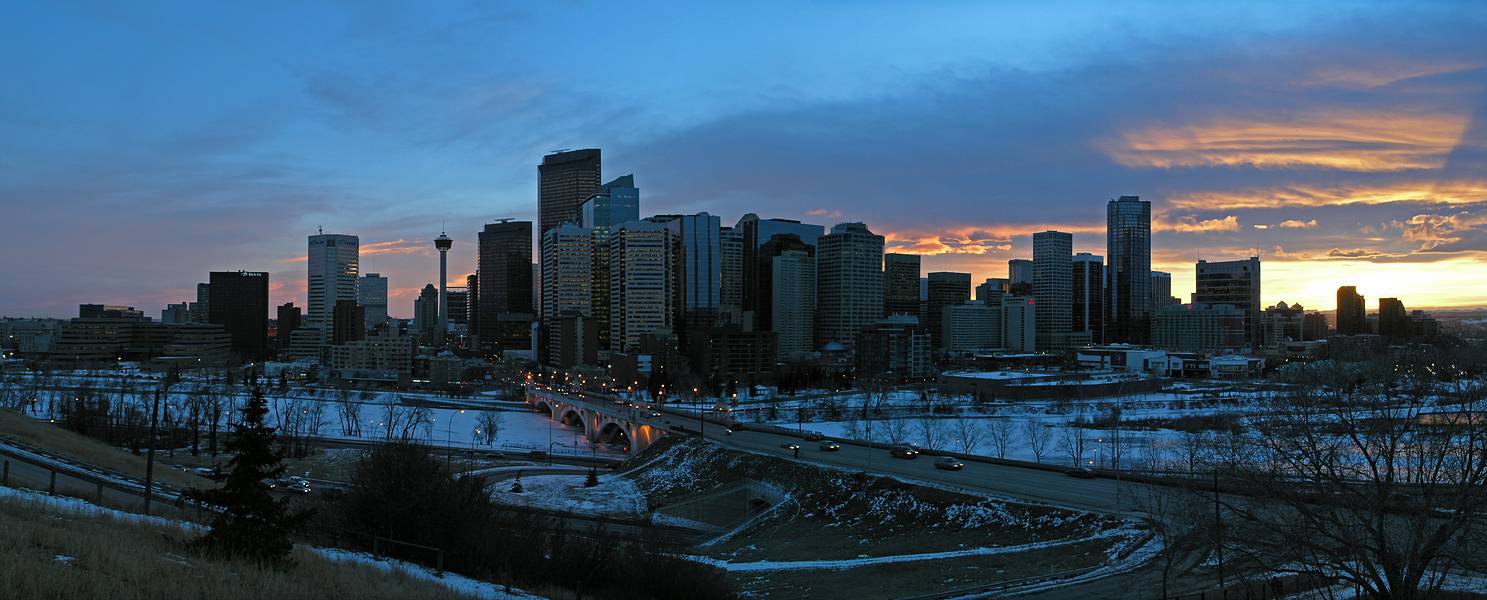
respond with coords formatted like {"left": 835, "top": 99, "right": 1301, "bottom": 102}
{"left": 610, "top": 221, "right": 671, "bottom": 352}
{"left": 1072, "top": 253, "right": 1104, "bottom": 344}
{"left": 477, "top": 220, "right": 534, "bottom": 353}
{"left": 1150, "top": 271, "right": 1175, "bottom": 308}
{"left": 1379, "top": 298, "right": 1409, "bottom": 338}
{"left": 736, "top": 214, "right": 824, "bottom": 322}
{"left": 192, "top": 282, "right": 211, "bottom": 323}
{"left": 541, "top": 223, "right": 593, "bottom": 365}
{"left": 276, "top": 302, "right": 301, "bottom": 351}
{"left": 308, "top": 233, "right": 360, "bottom": 330}
{"left": 414, "top": 285, "right": 438, "bottom": 342}
{"left": 1336, "top": 286, "right": 1367, "bottom": 335}
{"left": 538, "top": 149, "right": 601, "bottom": 237}
{"left": 1001, "top": 295, "right": 1036, "bottom": 352}
{"left": 1107, "top": 195, "right": 1151, "bottom": 344}
{"left": 1194, "top": 257, "right": 1262, "bottom": 349}
{"left": 578, "top": 175, "right": 639, "bottom": 350}
{"left": 208, "top": 271, "right": 269, "bottom": 361}
{"left": 434, "top": 232, "right": 453, "bottom": 343}
{"left": 926, "top": 272, "right": 971, "bottom": 350}
{"left": 358, "top": 273, "right": 388, "bottom": 333}
{"left": 333, "top": 299, "right": 365, "bottom": 345}
{"left": 816, "top": 222, "right": 885, "bottom": 352}
{"left": 665, "top": 213, "right": 722, "bottom": 324}
{"left": 720, "top": 226, "right": 744, "bottom": 317}
{"left": 1008, "top": 259, "right": 1034, "bottom": 288}
{"left": 759, "top": 234, "right": 816, "bottom": 359}
{"left": 1032, "top": 231, "right": 1073, "bottom": 351}
{"left": 883, "top": 253, "right": 921, "bottom": 318}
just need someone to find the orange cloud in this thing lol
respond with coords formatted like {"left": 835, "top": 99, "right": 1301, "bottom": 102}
{"left": 1156, "top": 215, "right": 1240, "bottom": 233}
{"left": 362, "top": 239, "right": 429, "bottom": 257}
{"left": 1278, "top": 219, "right": 1319, "bottom": 229}
{"left": 1167, "top": 180, "right": 1487, "bottom": 210}
{"left": 1299, "top": 61, "right": 1481, "bottom": 89}
{"left": 1103, "top": 111, "right": 1470, "bottom": 172}
{"left": 805, "top": 208, "right": 843, "bottom": 219}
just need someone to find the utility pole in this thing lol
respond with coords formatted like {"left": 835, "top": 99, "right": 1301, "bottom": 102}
{"left": 142, "top": 387, "right": 162, "bottom": 515}
{"left": 1214, "top": 468, "right": 1225, "bottom": 590}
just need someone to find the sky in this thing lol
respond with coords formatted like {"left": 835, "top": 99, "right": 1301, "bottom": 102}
{"left": 2, "top": 1, "right": 1486, "bottom": 319}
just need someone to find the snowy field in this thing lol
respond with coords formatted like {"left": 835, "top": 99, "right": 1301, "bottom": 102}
{"left": 488, "top": 472, "right": 644, "bottom": 519}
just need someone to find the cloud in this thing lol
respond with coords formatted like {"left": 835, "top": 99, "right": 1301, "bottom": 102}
{"left": 1166, "top": 180, "right": 1487, "bottom": 210}
{"left": 362, "top": 239, "right": 430, "bottom": 257}
{"left": 1278, "top": 219, "right": 1319, "bottom": 229}
{"left": 1158, "top": 215, "right": 1241, "bottom": 233}
{"left": 805, "top": 208, "right": 844, "bottom": 219}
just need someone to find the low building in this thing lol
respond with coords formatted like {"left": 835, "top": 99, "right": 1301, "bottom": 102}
{"left": 1152, "top": 303, "right": 1245, "bottom": 353}
{"left": 943, "top": 302, "right": 1001, "bottom": 355}
{"left": 856, "top": 315, "right": 931, "bottom": 380}
{"left": 1210, "top": 355, "right": 1265, "bottom": 379}
{"left": 327, "top": 331, "right": 416, "bottom": 387}
{"left": 1074, "top": 345, "right": 1170, "bottom": 374}
{"left": 2, "top": 318, "right": 61, "bottom": 355}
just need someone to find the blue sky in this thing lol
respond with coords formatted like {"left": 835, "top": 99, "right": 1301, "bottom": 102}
{"left": 3, "top": 1, "right": 1486, "bottom": 317}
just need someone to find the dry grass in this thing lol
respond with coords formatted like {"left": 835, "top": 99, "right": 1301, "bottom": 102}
{"left": 0, "top": 493, "right": 482, "bottom": 600}
{"left": 0, "top": 409, "right": 203, "bottom": 490}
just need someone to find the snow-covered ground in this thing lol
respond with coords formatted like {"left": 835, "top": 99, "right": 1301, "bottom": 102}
{"left": 488, "top": 472, "right": 644, "bottom": 519}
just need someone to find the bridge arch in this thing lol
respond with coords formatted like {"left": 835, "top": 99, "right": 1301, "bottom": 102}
{"left": 597, "top": 421, "right": 632, "bottom": 452}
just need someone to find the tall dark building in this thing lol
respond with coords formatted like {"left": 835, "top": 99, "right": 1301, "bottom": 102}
{"left": 276, "top": 302, "right": 301, "bottom": 350}
{"left": 1107, "top": 195, "right": 1152, "bottom": 344}
{"left": 1194, "top": 257, "right": 1262, "bottom": 349}
{"left": 1032, "top": 231, "right": 1073, "bottom": 351}
{"left": 925, "top": 272, "right": 971, "bottom": 350}
{"left": 1072, "top": 253, "right": 1104, "bottom": 344}
{"left": 478, "top": 220, "right": 534, "bottom": 353}
{"left": 1336, "top": 286, "right": 1367, "bottom": 335}
{"left": 332, "top": 299, "right": 364, "bottom": 345}
{"left": 465, "top": 273, "right": 479, "bottom": 343}
{"left": 883, "top": 253, "right": 921, "bottom": 318}
{"left": 1378, "top": 297, "right": 1408, "bottom": 338}
{"left": 736, "top": 214, "right": 824, "bottom": 323}
{"left": 538, "top": 149, "right": 601, "bottom": 237}
{"left": 757, "top": 233, "right": 816, "bottom": 335}
{"left": 207, "top": 271, "right": 269, "bottom": 361}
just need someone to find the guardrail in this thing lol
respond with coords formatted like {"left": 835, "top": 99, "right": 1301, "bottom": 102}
{"left": 0, "top": 439, "right": 184, "bottom": 508}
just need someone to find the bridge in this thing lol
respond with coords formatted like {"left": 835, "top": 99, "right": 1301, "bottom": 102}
{"left": 525, "top": 384, "right": 668, "bottom": 454}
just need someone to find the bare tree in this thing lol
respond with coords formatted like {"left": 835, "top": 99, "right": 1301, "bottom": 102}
{"left": 1024, "top": 421, "right": 1051, "bottom": 463}
{"left": 916, "top": 417, "right": 946, "bottom": 451}
{"left": 1058, "top": 424, "right": 1089, "bottom": 467}
{"left": 952, "top": 416, "right": 985, "bottom": 454}
{"left": 882, "top": 417, "right": 910, "bottom": 445}
{"left": 985, "top": 418, "right": 1015, "bottom": 459}
{"left": 474, "top": 411, "right": 502, "bottom": 446}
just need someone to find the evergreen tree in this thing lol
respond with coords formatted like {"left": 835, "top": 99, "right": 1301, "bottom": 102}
{"left": 584, "top": 467, "right": 599, "bottom": 488}
{"left": 510, "top": 477, "right": 523, "bottom": 494}
{"left": 191, "top": 385, "right": 308, "bottom": 564}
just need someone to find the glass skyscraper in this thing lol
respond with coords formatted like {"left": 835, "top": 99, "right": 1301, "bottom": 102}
{"left": 1106, "top": 195, "right": 1151, "bottom": 344}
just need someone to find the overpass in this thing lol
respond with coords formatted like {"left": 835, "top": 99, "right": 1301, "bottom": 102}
{"left": 525, "top": 385, "right": 668, "bottom": 454}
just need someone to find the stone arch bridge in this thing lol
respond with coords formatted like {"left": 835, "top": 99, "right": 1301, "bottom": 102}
{"left": 525, "top": 385, "right": 666, "bottom": 454}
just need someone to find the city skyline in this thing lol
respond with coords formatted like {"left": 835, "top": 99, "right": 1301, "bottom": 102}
{"left": 4, "top": 2, "right": 1487, "bottom": 318}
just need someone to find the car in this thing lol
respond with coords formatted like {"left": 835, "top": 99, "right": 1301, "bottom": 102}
{"left": 278, "top": 478, "right": 312, "bottom": 494}
{"left": 648, "top": 411, "right": 661, "bottom": 418}
{"left": 819, "top": 441, "right": 842, "bottom": 452}
{"left": 934, "top": 457, "right": 965, "bottom": 471}
{"left": 803, "top": 432, "right": 825, "bottom": 442}
{"left": 890, "top": 445, "right": 919, "bottom": 459}
{"left": 1066, "top": 467, "right": 1096, "bottom": 479}
{"left": 780, "top": 443, "right": 801, "bottom": 452}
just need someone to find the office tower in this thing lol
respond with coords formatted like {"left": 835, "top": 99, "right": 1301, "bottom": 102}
{"left": 1001, "top": 295, "right": 1037, "bottom": 352}
{"left": 477, "top": 220, "right": 534, "bottom": 353}
{"left": 207, "top": 271, "right": 269, "bottom": 361}
{"left": 1032, "top": 231, "right": 1073, "bottom": 351}
{"left": 465, "top": 273, "right": 479, "bottom": 342}
{"left": 445, "top": 288, "right": 469, "bottom": 327}
{"left": 1150, "top": 271, "right": 1176, "bottom": 308}
{"left": 332, "top": 299, "right": 365, "bottom": 345}
{"left": 358, "top": 273, "right": 388, "bottom": 333}
{"left": 976, "top": 278, "right": 1009, "bottom": 306}
{"left": 736, "top": 214, "right": 825, "bottom": 320}
{"left": 610, "top": 221, "right": 671, "bottom": 353}
{"left": 720, "top": 226, "right": 744, "bottom": 316}
{"left": 944, "top": 302, "right": 1002, "bottom": 354}
{"left": 883, "top": 253, "right": 921, "bottom": 317}
{"left": 541, "top": 223, "right": 594, "bottom": 365}
{"left": 308, "top": 233, "right": 360, "bottom": 330}
{"left": 1107, "top": 195, "right": 1152, "bottom": 344}
{"left": 666, "top": 213, "right": 722, "bottom": 326}
{"left": 1008, "top": 259, "right": 1033, "bottom": 287}
{"left": 414, "top": 285, "right": 438, "bottom": 342}
{"left": 1378, "top": 298, "right": 1409, "bottom": 338}
{"left": 816, "top": 222, "right": 885, "bottom": 352}
{"left": 161, "top": 303, "right": 190, "bottom": 324}
{"left": 1262, "top": 302, "right": 1305, "bottom": 348}
{"left": 578, "top": 175, "right": 639, "bottom": 350}
{"left": 1072, "top": 253, "right": 1105, "bottom": 344}
{"left": 1153, "top": 303, "right": 1246, "bottom": 353}
{"left": 434, "top": 232, "right": 453, "bottom": 342}
{"left": 759, "top": 234, "right": 816, "bottom": 360}
{"left": 856, "top": 315, "right": 932, "bottom": 380}
{"left": 276, "top": 303, "right": 301, "bottom": 350}
{"left": 926, "top": 272, "right": 971, "bottom": 350}
{"left": 192, "top": 283, "right": 211, "bottom": 323}
{"left": 538, "top": 149, "right": 601, "bottom": 236}
{"left": 1194, "top": 257, "right": 1262, "bottom": 348}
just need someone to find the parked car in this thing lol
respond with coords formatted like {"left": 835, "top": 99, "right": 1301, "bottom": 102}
{"left": 804, "top": 431, "right": 825, "bottom": 442}
{"left": 934, "top": 457, "right": 965, "bottom": 471}
{"left": 1066, "top": 467, "right": 1096, "bottom": 479}
{"left": 819, "top": 441, "right": 842, "bottom": 452}
{"left": 890, "top": 445, "right": 919, "bottom": 459}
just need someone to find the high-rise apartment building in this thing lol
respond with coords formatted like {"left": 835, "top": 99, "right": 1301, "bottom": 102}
{"left": 883, "top": 253, "right": 921, "bottom": 318}
{"left": 1107, "top": 195, "right": 1151, "bottom": 344}
{"left": 816, "top": 222, "right": 884, "bottom": 352}
{"left": 926, "top": 272, "right": 971, "bottom": 350}
{"left": 1378, "top": 298, "right": 1409, "bottom": 338}
{"left": 359, "top": 273, "right": 388, "bottom": 333}
{"left": 1072, "top": 253, "right": 1104, "bottom": 345}
{"left": 538, "top": 149, "right": 601, "bottom": 237}
{"left": 1032, "top": 231, "right": 1073, "bottom": 351}
{"left": 477, "top": 220, "right": 534, "bottom": 353}
{"left": 1001, "top": 295, "right": 1036, "bottom": 352}
{"left": 308, "top": 233, "right": 360, "bottom": 330}
{"left": 1150, "top": 271, "right": 1176, "bottom": 309}
{"left": 208, "top": 271, "right": 269, "bottom": 361}
{"left": 720, "top": 226, "right": 744, "bottom": 317}
{"left": 276, "top": 302, "right": 301, "bottom": 351}
{"left": 1193, "top": 257, "right": 1262, "bottom": 349}
{"left": 541, "top": 223, "right": 593, "bottom": 365}
{"left": 760, "top": 234, "right": 816, "bottom": 360}
{"left": 610, "top": 221, "right": 671, "bottom": 353}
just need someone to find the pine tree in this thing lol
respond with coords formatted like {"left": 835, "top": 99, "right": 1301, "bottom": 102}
{"left": 191, "top": 385, "right": 308, "bottom": 564}
{"left": 510, "top": 477, "right": 523, "bottom": 494}
{"left": 584, "top": 467, "right": 599, "bottom": 488}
